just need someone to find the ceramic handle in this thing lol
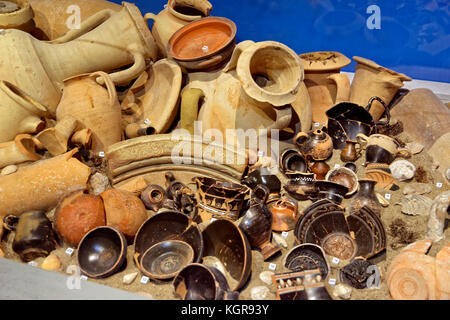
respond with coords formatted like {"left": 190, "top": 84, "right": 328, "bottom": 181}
{"left": 356, "top": 133, "right": 369, "bottom": 147}
{"left": 92, "top": 71, "right": 118, "bottom": 106}
{"left": 327, "top": 73, "right": 350, "bottom": 104}
{"left": 266, "top": 105, "right": 292, "bottom": 132}
{"left": 294, "top": 131, "right": 309, "bottom": 146}
{"left": 180, "top": 88, "right": 205, "bottom": 135}
{"left": 3, "top": 215, "right": 18, "bottom": 231}
{"left": 397, "top": 148, "right": 412, "bottom": 158}
{"left": 96, "top": 49, "right": 146, "bottom": 86}
{"left": 366, "top": 96, "right": 391, "bottom": 126}
{"left": 49, "top": 9, "right": 115, "bottom": 44}
{"left": 144, "top": 12, "right": 157, "bottom": 22}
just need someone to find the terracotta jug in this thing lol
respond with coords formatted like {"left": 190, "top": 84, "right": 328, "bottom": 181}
{"left": 350, "top": 56, "right": 412, "bottom": 121}
{"left": 0, "top": 80, "right": 47, "bottom": 143}
{"left": 299, "top": 51, "right": 351, "bottom": 126}
{"left": 0, "top": 2, "right": 157, "bottom": 116}
{"left": 56, "top": 72, "right": 122, "bottom": 155}
{"left": 29, "top": 0, "right": 121, "bottom": 40}
{"left": 145, "top": 0, "right": 212, "bottom": 57}
{"left": 0, "top": 134, "right": 40, "bottom": 169}
{"left": 0, "top": 0, "right": 34, "bottom": 32}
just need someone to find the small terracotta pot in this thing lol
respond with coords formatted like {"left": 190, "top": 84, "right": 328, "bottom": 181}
{"left": 55, "top": 191, "right": 106, "bottom": 246}
{"left": 77, "top": 226, "right": 127, "bottom": 278}
{"left": 168, "top": 16, "right": 236, "bottom": 71}
{"left": 309, "top": 160, "right": 330, "bottom": 181}
{"left": 340, "top": 140, "right": 362, "bottom": 163}
{"left": 100, "top": 189, "right": 148, "bottom": 239}
{"left": 269, "top": 199, "right": 298, "bottom": 232}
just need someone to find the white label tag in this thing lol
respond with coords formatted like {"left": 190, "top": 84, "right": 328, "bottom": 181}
{"left": 257, "top": 151, "right": 264, "bottom": 157}
{"left": 334, "top": 164, "right": 340, "bottom": 169}
{"left": 65, "top": 248, "right": 75, "bottom": 256}
{"left": 28, "top": 261, "right": 37, "bottom": 267}
{"left": 314, "top": 122, "right": 321, "bottom": 127}
{"left": 80, "top": 275, "right": 88, "bottom": 281}
{"left": 202, "top": 45, "right": 209, "bottom": 53}
{"left": 140, "top": 276, "right": 149, "bottom": 284}
{"left": 436, "top": 182, "right": 443, "bottom": 188}
{"left": 98, "top": 152, "right": 105, "bottom": 158}
{"left": 328, "top": 278, "right": 337, "bottom": 286}
{"left": 144, "top": 118, "right": 151, "bottom": 125}
{"left": 332, "top": 257, "right": 340, "bottom": 265}
{"left": 281, "top": 231, "right": 289, "bottom": 238}
{"left": 385, "top": 193, "right": 391, "bottom": 200}
{"left": 269, "top": 263, "right": 277, "bottom": 271}
{"left": 211, "top": 218, "right": 217, "bottom": 222}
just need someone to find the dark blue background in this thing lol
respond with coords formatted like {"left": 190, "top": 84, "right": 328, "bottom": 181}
{"left": 116, "top": 0, "right": 450, "bottom": 83}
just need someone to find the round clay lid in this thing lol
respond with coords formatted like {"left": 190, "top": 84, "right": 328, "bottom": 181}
{"left": 299, "top": 51, "right": 351, "bottom": 71}
{"left": 353, "top": 56, "right": 412, "bottom": 81}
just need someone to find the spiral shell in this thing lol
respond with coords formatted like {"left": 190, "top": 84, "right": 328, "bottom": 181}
{"left": 396, "top": 194, "right": 433, "bottom": 216}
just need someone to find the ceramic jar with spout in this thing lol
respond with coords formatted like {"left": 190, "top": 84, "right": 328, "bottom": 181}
{"left": 299, "top": 51, "right": 351, "bottom": 126}
{"left": 269, "top": 199, "right": 298, "bottom": 232}
{"left": 145, "top": 0, "right": 212, "bottom": 57}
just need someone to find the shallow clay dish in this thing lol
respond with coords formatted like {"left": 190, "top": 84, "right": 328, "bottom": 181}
{"left": 140, "top": 240, "right": 194, "bottom": 280}
{"left": 167, "top": 16, "right": 237, "bottom": 70}
{"left": 77, "top": 226, "right": 127, "bottom": 278}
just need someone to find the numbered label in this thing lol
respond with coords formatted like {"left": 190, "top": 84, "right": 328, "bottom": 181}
{"left": 257, "top": 151, "right": 265, "bottom": 157}
{"left": 328, "top": 278, "right": 337, "bottom": 286}
{"left": 281, "top": 231, "right": 289, "bottom": 239}
{"left": 140, "top": 276, "right": 149, "bottom": 284}
{"left": 436, "top": 182, "right": 443, "bottom": 188}
{"left": 314, "top": 122, "right": 321, "bottom": 127}
{"left": 269, "top": 263, "right": 277, "bottom": 271}
{"left": 211, "top": 218, "right": 217, "bottom": 222}
{"left": 65, "top": 248, "right": 75, "bottom": 256}
{"left": 334, "top": 164, "right": 341, "bottom": 169}
{"left": 144, "top": 118, "right": 151, "bottom": 125}
{"left": 80, "top": 275, "right": 88, "bottom": 281}
{"left": 385, "top": 193, "right": 391, "bottom": 200}
{"left": 98, "top": 152, "right": 105, "bottom": 158}
{"left": 28, "top": 261, "right": 38, "bottom": 267}
{"left": 202, "top": 45, "right": 209, "bottom": 53}
{"left": 332, "top": 257, "right": 340, "bottom": 265}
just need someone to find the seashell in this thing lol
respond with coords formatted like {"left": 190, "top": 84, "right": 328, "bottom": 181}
{"left": 41, "top": 254, "right": 61, "bottom": 271}
{"left": 259, "top": 271, "right": 274, "bottom": 285}
{"left": 403, "top": 183, "right": 433, "bottom": 195}
{"left": 427, "top": 191, "right": 450, "bottom": 242}
{"left": 436, "top": 243, "right": 450, "bottom": 300}
{"left": 272, "top": 232, "right": 288, "bottom": 249}
{"left": 123, "top": 272, "right": 138, "bottom": 285}
{"left": 405, "top": 142, "right": 424, "bottom": 155}
{"left": 376, "top": 193, "right": 390, "bottom": 207}
{"left": 333, "top": 283, "right": 352, "bottom": 300}
{"left": 1, "top": 164, "right": 17, "bottom": 176}
{"left": 390, "top": 160, "right": 416, "bottom": 182}
{"left": 251, "top": 286, "right": 270, "bottom": 300}
{"left": 396, "top": 194, "right": 433, "bottom": 216}
{"left": 89, "top": 172, "right": 110, "bottom": 196}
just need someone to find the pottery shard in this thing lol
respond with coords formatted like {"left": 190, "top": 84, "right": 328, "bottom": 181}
{"left": 259, "top": 271, "right": 275, "bottom": 285}
{"left": 403, "top": 183, "right": 433, "bottom": 195}
{"left": 1, "top": 165, "right": 17, "bottom": 176}
{"left": 100, "top": 189, "right": 148, "bottom": 237}
{"left": 272, "top": 232, "right": 288, "bottom": 248}
{"left": 397, "top": 194, "right": 433, "bottom": 216}
{"left": 376, "top": 193, "right": 390, "bottom": 207}
{"left": 41, "top": 254, "right": 61, "bottom": 271}
{"left": 405, "top": 142, "right": 424, "bottom": 155}
{"left": 123, "top": 272, "right": 138, "bottom": 285}
{"left": 333, "top": 283, "right": 352, "bottom": 300}
{"left": 251, "top": 286, "right": 270, "bottom": 300}
{"left": 89, "top": 172, "right": 110, "bottom": 196}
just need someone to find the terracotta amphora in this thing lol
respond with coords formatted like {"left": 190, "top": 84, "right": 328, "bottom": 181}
{"left": 29, "top": 0, "right": 121, "bottom": 40}
{"left": 0, "top": 0, "right": 34, "bottom": 32}
{"left": 299, "top": 51, "right": 351, "bottom": 126}
{"left": 56, "top": 72, "right": 122, "bottom": 155}
{"left": 0, "top": 2, "right": 157, "bottom": 116}
{"left": 145, "top": 0, "right": 212, "bottom": 57}
{"left": 0, "top": 80, "right": 47, "bottom": 143}
{"left": 350, "top": 56, "right": 412, "bottom": 121}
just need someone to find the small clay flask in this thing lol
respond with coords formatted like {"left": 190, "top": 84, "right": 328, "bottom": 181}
{"left": 239, "top": 185, "right": 281, "bottom": 260}
{"left": 340, "top": 140, "right": 361, "bottom": 162}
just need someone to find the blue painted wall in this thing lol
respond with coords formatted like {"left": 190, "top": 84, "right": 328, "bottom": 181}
{"left": 115, "top": 0, "right": 450, "bottom": 83}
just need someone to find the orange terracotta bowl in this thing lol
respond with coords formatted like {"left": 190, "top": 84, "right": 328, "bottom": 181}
{"left": 167, "top": 16, "right": 237, "bottom": 71}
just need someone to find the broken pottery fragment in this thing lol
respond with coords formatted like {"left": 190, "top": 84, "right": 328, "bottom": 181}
{"left": 396, "top": 194, "right": 433, "bottom": 216}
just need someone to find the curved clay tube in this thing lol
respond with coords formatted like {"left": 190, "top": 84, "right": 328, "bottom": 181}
{"left": 125, "top": 123, "right": 156, "bottom": 139}
{"left": 180, "top": 88, "right": 205, "bottom": 134}
{"left": 0, "top": 149, "right": 91, "bottom": 216}
{"left": 36, "top": 116, "right": 79, "bottom": 156}
{"left": 0, "top": 134, "right": 40, "bottom": 169}
{"left": 328, "top": 73, "right": 351, "bottom": 104}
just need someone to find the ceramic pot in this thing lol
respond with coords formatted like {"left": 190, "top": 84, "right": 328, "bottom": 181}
{"left": 299, "top": 51, "right": 351, "bottom": 126}
{"left": 0, "top": 149, "right": 91, "bottom": 217}
{"left": 140, "top": 184, "right": 167, "bottom": 212}
{"left": 100, "top": 189, "right": 148, "bottom": 239}
{"left": 309, "top": 160, "right": 330, "bottom": 181}
{"left": 312, "top": 181, "right": 349, "bottom": 204}
{"left": 182, "top": 70, "right": 293, "bottom": 146}
{"left": 269, "top": 199, "right": 298, "bottom": 232}
{"left": 77, "top": 226, "right": 127, "bottom": 278}
{"left": 173, "top": 263, "right": 239, "bottom": 300}
{"left": 325, "top": 166, "right": 359, "bottom": 196}
{"left": 279, "top": 148, "right": 308, "bottom": 174}
{"left": 284, "top": 172, "right": 317, "bottom": 201}
{"left": 145, "top": 0, "right": 212, "bottom": 57}
{"left": 0, "top": 80, "right": 47, "bottom": 143}
{"left": 294, "top": 129, "right": 333, "bottom": 161}
{"left": 349, "top": 179, "right": 383, "bottom": 217}
{"left": 201, "top": 218, "right": 252, "bottom": 291}
{"left": 5, "top": 211, "right": 57, "bottom": 262}
{"left": 238, "top": 185, "right": 281, "bottom": 260}
{"left": 29, "top": 0, "right": 122, "bottom": 40}
{"left": 0, "top": 2, "right": 157, "bottom": 115}
{"left": 340, "top": 140, "right": 361, "bottom": 162}
{"left": 0, "top": 0, "right": 34, "bottom": 32}
{"left": 357, "top": 133, "right": 411, "bottom": 165}
{"left": 350, "top": 56, "right": 412, "bottom": 121}
{"left": 56, "top": 72, "right": 122, "bottom": 155}
{"left": 0, "top": 134, "right": 40, "bottom": 169}
{"left": 55, "top": 192, "right": 106, "bottom": 246}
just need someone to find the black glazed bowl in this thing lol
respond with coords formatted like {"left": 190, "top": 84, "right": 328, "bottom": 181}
{"left": 77, "top": 226, "right": 127, "bottom": 279}
{"left": 283, "top": 244, "right": 330, "bottom": 279}
{"left": 140, "top": 240, "right": 194, "bottom": 280}
{"left": 312, "top": 181, "right": 349, "bottom": 204}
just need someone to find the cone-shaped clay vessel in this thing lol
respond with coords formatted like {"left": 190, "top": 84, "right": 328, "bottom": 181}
{"left": 56, "top": 72, "right": 122, "bottom": 155}
{"left": 0, "top": 149, "right": 91, "bottom": 217}
{"left": 0, "top": 134, "right": 40, "bottom": 169}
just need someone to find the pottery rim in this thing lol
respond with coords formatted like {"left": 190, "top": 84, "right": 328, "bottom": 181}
{"left": 139, "top": 239, "right": 194, "bottom": 280}
{"left": 325, "top": 166, "right": 359, "bottom": 196}
{"left": 0, "top": 0, "right": 33, "bottom": 28}
{"left": 167, "top": 0, "right": 212, "bottom": 21}
{"left": 0, "top": 133, "right": 41, "bottom": 162}
{"left": 173, "top": 263, "right": 221, "bottom": 299}
{"left": 76, "top": 225, "right": 127, "bottom": 279}
{"left": 299, "top": 51, "right": 351, "bottom": 72}
{"left": 353, "top": 56, "right": 412, "bottom": 82}
{"left": 167, "top": 16, "right": 237, "bottom": 61}
{"left": 282, "top": 243, "right": 330, "bottom": 278}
